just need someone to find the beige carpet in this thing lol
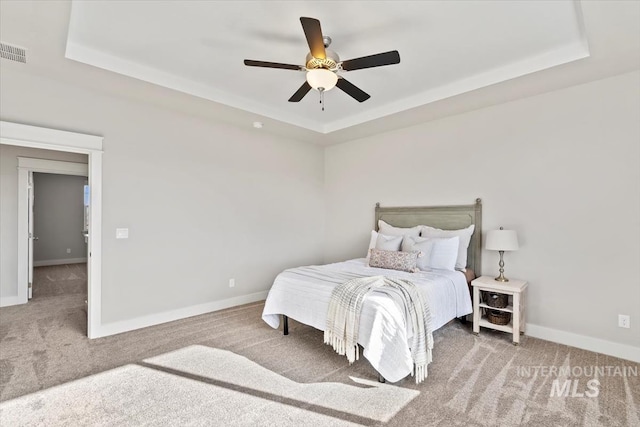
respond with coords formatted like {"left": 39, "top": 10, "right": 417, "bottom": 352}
{"left": 1, "top": 279, "right": 639, "bottom": 426}
{"left": 1, "top": 346, "right": 420, "bottom": 426}
{"left": 31, "top": 264, "right": 87, "bottom": 299}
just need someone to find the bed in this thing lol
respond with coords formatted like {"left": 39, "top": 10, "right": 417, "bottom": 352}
{"left": 262, "top": 199, "right": 482, "bottom": 383}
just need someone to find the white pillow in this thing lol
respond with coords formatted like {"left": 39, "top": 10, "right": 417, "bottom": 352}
{"left": 378, "top": 220, "right": 421, "bottom": 237}
{"left": 428, "top": 236, "right": 460, "bottom": 271}
{"left": 365, "top": 230, "right": 378, "bottom": 261}
{"left": 402, "top": 235, "right": 459, "bottom": 271}
{"left": 420, "top": 224, "right": 475, "bottom": 271}
{"left": 375, "top": 233, "right": 403, "bottom": 251}
{"left": 401, "top": 236, "right": 431, "bottom": 270}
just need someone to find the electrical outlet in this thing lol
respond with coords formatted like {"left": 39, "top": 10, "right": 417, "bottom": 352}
{"left": 66, "top": 248, "right": 71, "bottom": 254}
{"left": 618, "top": 314, "right": 630, "bottom": 329}
{"left": 229, "top": 278, "right": 235, "bottom": 288}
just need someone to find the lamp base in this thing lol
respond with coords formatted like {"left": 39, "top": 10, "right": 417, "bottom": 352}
{"left": 495, "top": 251, "right": 509, "bottom": 282}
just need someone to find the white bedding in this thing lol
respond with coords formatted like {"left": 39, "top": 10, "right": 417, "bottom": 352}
{"left": 262, "top": 258, "right": 473, "bottom": 382}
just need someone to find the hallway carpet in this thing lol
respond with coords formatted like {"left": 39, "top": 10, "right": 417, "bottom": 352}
{"left": 31, "top": 263, "right": 87, "bottom": 299}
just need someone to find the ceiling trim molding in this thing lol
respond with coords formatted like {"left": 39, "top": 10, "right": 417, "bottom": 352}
{"left": 324, "top": 41, "right": 591, "bottom": 133}
{"left": 65, "top": 41, "right": 324, "bottom": 133}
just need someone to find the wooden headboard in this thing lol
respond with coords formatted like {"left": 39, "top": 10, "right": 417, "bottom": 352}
{"left": 374, "top": 198, "right": 482, "bottom": 275}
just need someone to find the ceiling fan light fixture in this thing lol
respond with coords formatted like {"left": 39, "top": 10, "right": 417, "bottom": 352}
{"left": 244, "top": 17, "right": 399, "bottom": 104}
{"left": 306, "top": 68, "right": 338, "bottom": 92}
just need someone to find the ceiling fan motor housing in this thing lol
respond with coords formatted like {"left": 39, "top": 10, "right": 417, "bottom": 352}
{"left": 305, "top": 49, "right": 340, "bottom": 70}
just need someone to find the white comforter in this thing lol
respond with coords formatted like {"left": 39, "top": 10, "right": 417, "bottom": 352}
{"left": 262, "top": 258, "right": 473, "bottom": 382}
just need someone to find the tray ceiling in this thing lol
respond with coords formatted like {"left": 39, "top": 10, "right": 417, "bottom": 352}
{"left": 66, "top": 1, "right": 589, "bottom": 134}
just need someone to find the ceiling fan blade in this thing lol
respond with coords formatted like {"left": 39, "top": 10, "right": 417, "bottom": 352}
{"left": 300, "top": 17, "right": 326, "bottom": 59}
{"left": 341, "top": 50, "right": 400, "bottom": 71}
{"left": 244, "top": 60, "right": 302, "bottom": 71}
{"left": 288, "top": 81, "right": 312, "bottom": 102}
{"left": 336, "top": 78, "right": 370, "bottom": 102}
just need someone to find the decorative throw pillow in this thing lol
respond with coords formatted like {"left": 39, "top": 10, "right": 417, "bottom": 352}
{"left": 378, "top": 220, "right": 421, "bottom": 237}
{"left": 375, "top": 233, "right": 403, "bottom": 251}
{"left": 368, "top": 248, "right": 419, "bottom": 273}
{"left": 402, "top": 235, "right": 460, "bottom": 271}
{"left": 420, "top": 224, "right": 475, "bottom": 271}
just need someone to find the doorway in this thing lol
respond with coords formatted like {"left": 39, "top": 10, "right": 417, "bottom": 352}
{"left": 31, "top": 172, "right": 89, "bottom": 308}
{"left": 1, "top": 121, "right": 103, "bottom": 338}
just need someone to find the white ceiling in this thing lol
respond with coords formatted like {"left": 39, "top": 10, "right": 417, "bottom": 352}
{"left": 1, "top": 1, "right": 639, "bottom": 144}
{"left": 65, "top": 1, "right": 589, "bottom": 134}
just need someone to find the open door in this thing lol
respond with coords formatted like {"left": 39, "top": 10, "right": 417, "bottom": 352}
{"left": 83, "top": 183, "right": 89, "bottom": 248}
{"left": 27, "top": 171, "right": 35, "bottom": 300}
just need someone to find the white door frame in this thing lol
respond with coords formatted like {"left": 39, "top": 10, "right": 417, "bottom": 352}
{"left": 1, "top": 121, "right": 103, "bottom": 339}
{"left": 27, "top": 170, "right": 33, "bottom": 299}
{"left": 19, "top": 158, "right": 89, "bottom": 299}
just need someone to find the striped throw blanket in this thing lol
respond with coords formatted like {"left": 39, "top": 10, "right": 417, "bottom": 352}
{"left": 324, "top": 275, "right": 433, "bottom": 384}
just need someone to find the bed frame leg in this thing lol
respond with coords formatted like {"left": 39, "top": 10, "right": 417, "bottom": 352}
{"left": 283, "top": 315, "right": 288, "bottom": 336}
{"left": 378, "top": 373, "right": 386, "bottom": 383}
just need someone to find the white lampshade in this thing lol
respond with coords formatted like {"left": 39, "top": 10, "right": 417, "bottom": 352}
{"left": 485, "top": 229, "right": 519, "bottom": 251}
{"left": 306, "top": 69, "right": 338, "bottom": 91}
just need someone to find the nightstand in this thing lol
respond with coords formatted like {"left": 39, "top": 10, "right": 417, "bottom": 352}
{"left": 472, "top": 276, "right": 528, "bottom": 345}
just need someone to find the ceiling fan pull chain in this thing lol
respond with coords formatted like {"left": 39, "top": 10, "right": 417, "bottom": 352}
{"left": 320, "top": 87, "right": 325, "bottom": 111}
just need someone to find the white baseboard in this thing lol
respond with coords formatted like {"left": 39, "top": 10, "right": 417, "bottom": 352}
{"left": 34, "top": 258, "right": 87, "bottom": 267}
{"left": 93, "top": 291, "right": 269, "bottom": 339}
{"left": 527, "top": 323, "right": 640, "bottom": 363}
{"left": 0, "top": 295, "right": 25, "bottom": 308}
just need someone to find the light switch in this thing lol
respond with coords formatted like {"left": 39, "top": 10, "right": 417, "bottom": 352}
{"left": 116, "top": 228, "right": 129, "bottom": 239}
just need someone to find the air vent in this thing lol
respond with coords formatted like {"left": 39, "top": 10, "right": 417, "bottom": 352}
{"left": 1, "top": 42, "right": 27, "bottom": 63}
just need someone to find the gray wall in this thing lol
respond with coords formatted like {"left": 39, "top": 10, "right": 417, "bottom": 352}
{"left": 1, "top": 50, "right": 637, "bottom": 353}
{"left": 0, "top": 67, "right": 326, "bottom": 323}
{"left": 0, "top": 145, "right": 88, "bottom": 299}
{"left": 33, "top": 173, "right": 87, "bottom": 264}
{"left": 324, "top": 70, "right": 640, "bottom": 349}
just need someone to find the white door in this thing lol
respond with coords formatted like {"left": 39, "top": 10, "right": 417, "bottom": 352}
{"left": 27, "top": 171, "right": 35, "bottom": 300}
{"left": 83, "top": 183, "right": 89, "bottom": 243}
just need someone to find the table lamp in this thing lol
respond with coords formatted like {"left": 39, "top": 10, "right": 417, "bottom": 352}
{"left": 485, "top": 227, "right": 519, "bottom": 282}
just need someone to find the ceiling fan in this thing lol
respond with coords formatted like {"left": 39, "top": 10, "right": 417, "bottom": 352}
{"left": 244, "top": 17, "right": 400, "bottom": 109}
